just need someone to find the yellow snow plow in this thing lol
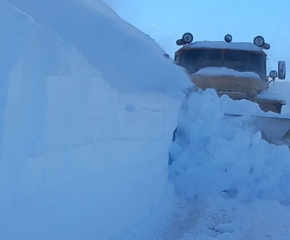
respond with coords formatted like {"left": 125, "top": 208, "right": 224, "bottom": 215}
{"left": 174, "top": 33, "right": 290, "bottom": 146}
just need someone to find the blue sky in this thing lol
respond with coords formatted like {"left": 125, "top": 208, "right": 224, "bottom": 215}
{"left": 104, "top": 0, "right": 290, "bottom": 74}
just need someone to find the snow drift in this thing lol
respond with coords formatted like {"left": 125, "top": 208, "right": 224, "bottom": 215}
{"left": 170, "top": 89, "right": 290, "bottom": 203}
{"left": 6, "top": 0, "right": 189, "bottom": 93}
{"left": 168, "top": 90, "right": 290, "bottom": 239}
{"left": 115, "top": 89, "right": 290, "bottom": 240}
{"left": 0, "top": 1, "right": 189, "bottom": 240}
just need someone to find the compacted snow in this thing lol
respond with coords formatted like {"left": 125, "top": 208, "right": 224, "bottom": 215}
{"left": 1, "top": 1, "right": 290, "bottom": 240}
{"left": 0, "top": 1, "right": 188, "bottom": 239}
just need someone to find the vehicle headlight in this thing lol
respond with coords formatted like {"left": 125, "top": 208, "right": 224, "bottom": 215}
{"left": 270, "top": 70, "right": 278, "bottom": 78}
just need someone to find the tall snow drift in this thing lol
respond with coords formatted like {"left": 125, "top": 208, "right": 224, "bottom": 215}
{"left": 6, "top": 0, "right": 189, "bottom": 93}
{"left": 0, "top": 1, "right": 189, "bottom": 240}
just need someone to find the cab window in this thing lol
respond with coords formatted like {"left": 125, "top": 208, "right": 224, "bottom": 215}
{"left": 179, "top": 50, "right": 222, "bottom": 74}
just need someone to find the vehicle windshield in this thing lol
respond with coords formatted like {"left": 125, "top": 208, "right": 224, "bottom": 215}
{"left": 179, "top": 49, "right": 266, "bottom": 79}
{"left": 179, "top": 50, "right": 222, "bottom": 74}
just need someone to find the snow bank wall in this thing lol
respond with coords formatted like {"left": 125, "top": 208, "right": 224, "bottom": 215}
{"left": 7, "top": 0, "right": 189, "bottom": 93}
{"left": 0, "top": 2, "right": 188, "bottom": 240}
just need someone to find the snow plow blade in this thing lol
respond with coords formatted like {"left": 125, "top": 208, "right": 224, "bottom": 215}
{"left": 225, "top": 113, "right": 290, "bottom": 147}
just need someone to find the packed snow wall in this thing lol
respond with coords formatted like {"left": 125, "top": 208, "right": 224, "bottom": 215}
{"left": 6, "top": 0, "right": 189, "bottom": 93}
{"left": 0, "top": 1, "right": 189, "bottom": 240}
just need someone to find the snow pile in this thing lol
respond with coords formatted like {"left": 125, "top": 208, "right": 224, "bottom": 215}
{"left": 113, "top": 89, "right": 290, "bottom": 239}
{"left": 195, "top": 67, "right": 261, "bottom": 79}
{"left": 258, "top": 89, "right": 286, "bottom": 101}
{"left": 162, "top": 89, "right": 290, "bottom": 239}
{"left": 170, "top": 89, "right": 290, "bottom": 204}
{"left": 0, "top": 1, "right": 189, "bottom": 240}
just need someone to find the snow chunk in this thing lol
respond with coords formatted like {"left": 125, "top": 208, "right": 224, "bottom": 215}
{"left": 170, "top": 89, "right": 290, "bottom": 204}
{"left": 258, "top": 90, "right": 286, "bottom": 101}
{"left": 195, "top": 67, "right": 261, "bottom": 79}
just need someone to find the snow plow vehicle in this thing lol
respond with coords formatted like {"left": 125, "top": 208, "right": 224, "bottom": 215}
{"left": 174, "top": 33, "right": 290, "bottom": 146}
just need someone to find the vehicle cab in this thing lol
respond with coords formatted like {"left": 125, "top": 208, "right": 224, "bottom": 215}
{"left": 174, "top": 33, "right": 286, "bottom": 113}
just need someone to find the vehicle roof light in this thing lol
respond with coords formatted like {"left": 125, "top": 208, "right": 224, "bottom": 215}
{"left": 263, "top": 43, "right": 270, "bottom": 50}
{"left": 182, "top": 32, "right": 193, "bottom": 44}
{"left": 224, "top": 34, "right": 233, "bottom": 43}
{"left": 176, "top": 39, "right": 185, "bottom": 46}
{"left": 254, "top": 36, "right": 265, "bottom": 47}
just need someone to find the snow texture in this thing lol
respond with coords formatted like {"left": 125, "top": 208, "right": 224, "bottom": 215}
{"left": 258, "top": 90, "right": 285, "bottom": 101}
{"left": 170, "top": 89, "right": 290, "bottom": 204}
{"left": 195, "top": 67, "right": 261, "bottom": 79}
{"left": 0, "top": 1, "right": 189, "bottom": 239}
{"left": 6, "top": 0, "right": 190, "bottom": 94}
{"left": 167, "top": 89, "right": 290, "bottom": 239}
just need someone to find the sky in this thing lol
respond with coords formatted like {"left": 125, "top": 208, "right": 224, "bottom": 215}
{"left": 103, "top": 0, "right": 290, "bottom": 76}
